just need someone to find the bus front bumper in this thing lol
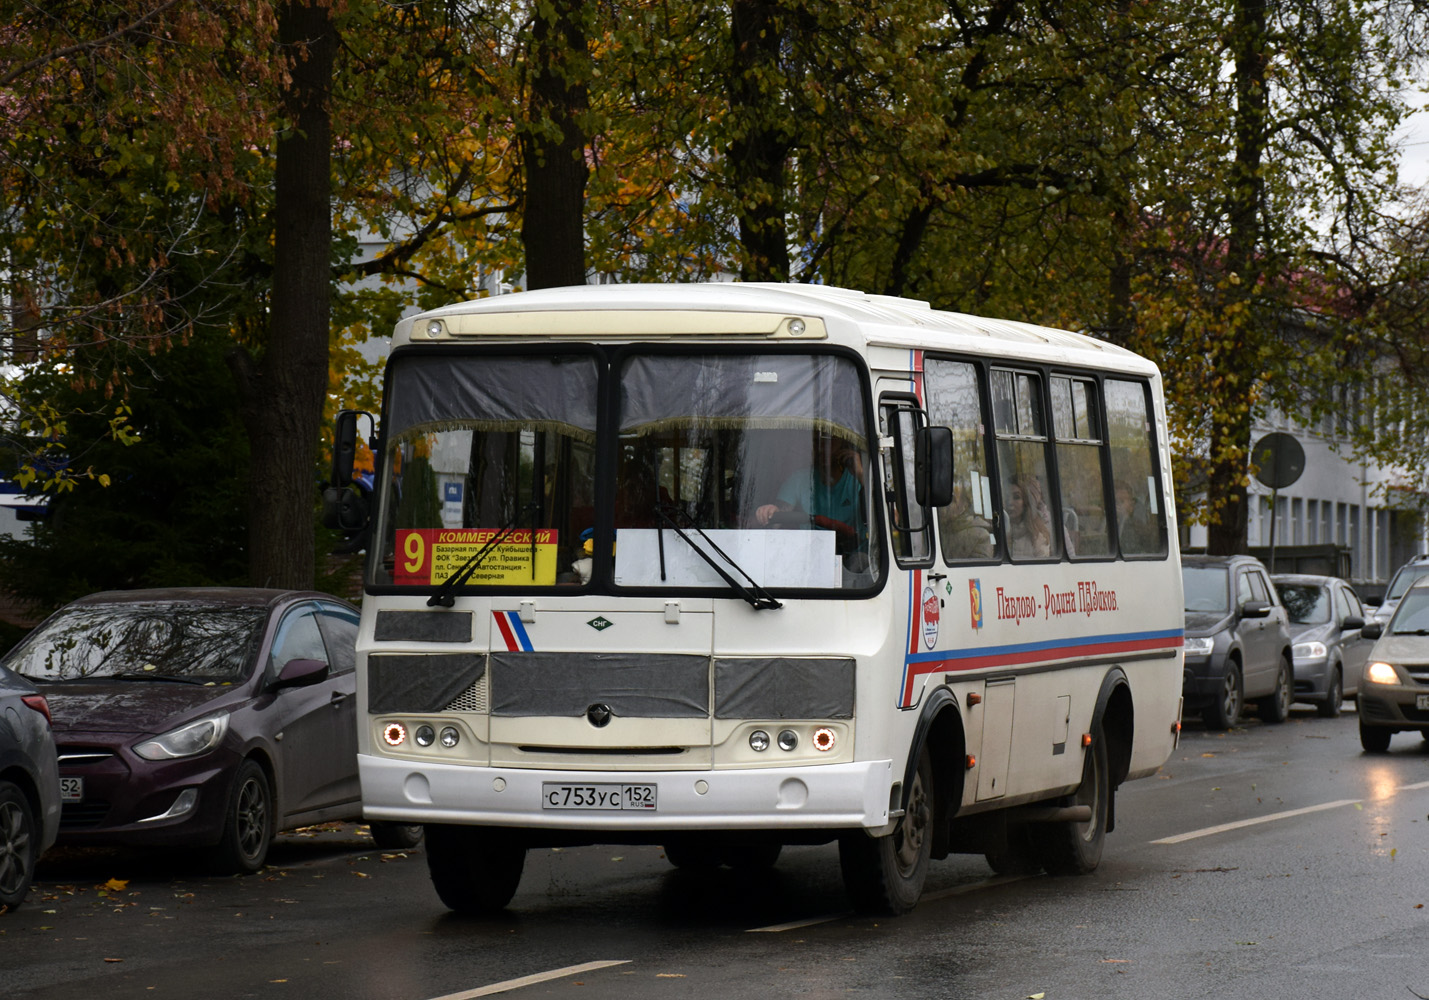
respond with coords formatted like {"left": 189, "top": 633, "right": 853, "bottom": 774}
{"left": 359, "top": 754, "right": 896, "bottom": 832}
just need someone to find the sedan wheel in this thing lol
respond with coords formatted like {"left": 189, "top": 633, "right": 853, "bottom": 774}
{"left": 1316, "top": 667, "right": 1343, "bottom": 719}
{"left": 1258, "top": 658, "right": 1292, "bottom": 724}
{"left": 0, "top": 781, "right": 37, "bottom": 910}
{"left": 210, "top": 760, "right": 273, "bottom": 875}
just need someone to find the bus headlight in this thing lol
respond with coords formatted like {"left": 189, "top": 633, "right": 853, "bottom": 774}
{"left": 439, "top": 726, "right": 461, "bottom": 748}
{"left": 415, "top": 725, "right": 436, "bottom": 747}
{"left": 777, "top": 729, "right": 798, "bottom": 751}
{"left": 748, "top": 730, "right": 770, "bottom": 752}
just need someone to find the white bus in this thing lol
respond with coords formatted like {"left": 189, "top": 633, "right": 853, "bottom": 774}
{"left": 330, "top": 282, "right": 1184, "bottom": 915}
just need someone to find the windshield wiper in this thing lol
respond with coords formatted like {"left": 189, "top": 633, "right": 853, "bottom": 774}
{"left": 111, "top": 672, "right": 208, "bottom": 685}
{"left": 427, "top": 503, "right": 537, "bottom": 608}
{"left": 654, "top": 504, "right": 782, "bottom": 611}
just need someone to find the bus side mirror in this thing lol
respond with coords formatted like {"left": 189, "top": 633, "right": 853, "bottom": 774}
{"left": 331, "top": 409, "right": 361, "bottom": 488}
{"left": 915, "top": 426, "right": 954, "bottom": 508}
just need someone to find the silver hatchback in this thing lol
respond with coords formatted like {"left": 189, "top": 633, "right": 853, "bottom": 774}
{"left": 0, "top": 663, "right": 61, "bottom": 911}
{"left": 1271, "top": 574, "right": 1372, "bottom": 718}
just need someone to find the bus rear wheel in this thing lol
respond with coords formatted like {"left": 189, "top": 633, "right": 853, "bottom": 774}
{"left": 839, "top": 747, "right": 933, "bottom": 914}
{"left": 425, "top": 824, "right": 525, "bottom": 913}
{"left": 1030, "top": 722, "right": 1109, "bottom": 876}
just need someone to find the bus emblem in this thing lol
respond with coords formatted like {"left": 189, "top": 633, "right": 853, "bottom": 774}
{"left": 969, "top": 579, "right": 984, "bottom": 631}
{"left": 587, "top": 616, "right": 614, "bottom": 631}
{"left": 921, "top": 585, "right": 940, "bottom": 649}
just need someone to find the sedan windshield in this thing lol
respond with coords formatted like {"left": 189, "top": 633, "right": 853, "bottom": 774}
{"left": 1390, "top": 589, "right": 1429, "bottom": 634}
{"left": 6, "top": 603, "right": 267, "bottom": 683}
{"left": 1386, "top": 564, "right": 1429, "bottom": 601}
{"left": 1182, "top": 567, "right": 1230, "bottom": 614}
{"left": 1276, "top": 583, "right": 1330, "bottom": 625}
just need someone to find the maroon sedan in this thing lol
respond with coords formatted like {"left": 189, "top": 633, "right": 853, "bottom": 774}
{"left": 4, "top": 588, "right": 419, "bottom": 873}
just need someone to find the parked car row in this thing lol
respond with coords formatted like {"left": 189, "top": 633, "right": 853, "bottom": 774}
{"left": 0, "top": 588, "right": 422, "bottom": 912}
{"left": 1181, "top": 553, "right": 1429, "bottom": 753}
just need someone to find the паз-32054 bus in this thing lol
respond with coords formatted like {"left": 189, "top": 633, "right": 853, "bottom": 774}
{"left": 326, "top": 282, "right": 1185, "bottom": 915}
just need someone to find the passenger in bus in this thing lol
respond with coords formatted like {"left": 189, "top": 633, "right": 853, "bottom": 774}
{"left": 941, "top": 483, "right": 994, "bottom": 560}
{"left": 754, "top": 430, "right": 864, "bottom": 551}
{"left": 1116, "top": 480, "right": 1156, "bottom": 553}
{"left": 1005, "top": 475, "right": 1051, "bottom": 558}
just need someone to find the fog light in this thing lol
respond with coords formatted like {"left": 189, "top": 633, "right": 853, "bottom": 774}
{"left": 777, "top": 729, "right": 798, "bottom": 751}
{"left": 812, "top": 727, "right": 835, "bottom": 752}
{"left": 749, "top": 729, "right": 770, "bottom": 752}
{"left": 439, "top": 726, "right": 460, "bottom": 748}
{"left": 415, "top": 725, "right": 436, "bottom": 747}
{"left": 383, "top": 722, "right": 407, "bottom": 746}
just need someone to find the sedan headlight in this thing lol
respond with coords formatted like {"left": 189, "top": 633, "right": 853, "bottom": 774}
{"left": 134, "top": 712, "right": 231, "bottom": 761}
{"left": 1292, "top": 641, "right": 1328, "bottom": 661}
{"left": 1183, "top": 636, "right": 1215, "bottom": 656}
{"left": 1366, "top": 662, "right": 1400, "bottom": 686}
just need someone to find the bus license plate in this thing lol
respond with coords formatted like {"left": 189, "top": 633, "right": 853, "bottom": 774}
{"left": 542, "top": 783, "right": 657, "bottom": 811}
{"left": 60, "top": 777, "right": 83, "bottom": 803}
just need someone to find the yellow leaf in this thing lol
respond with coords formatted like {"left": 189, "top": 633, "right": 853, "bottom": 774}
{"left": 104, "top": 878, "right": 129, "bottom": 891}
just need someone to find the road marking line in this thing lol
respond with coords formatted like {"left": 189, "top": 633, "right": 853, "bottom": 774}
{"left": 1151, "top": 799, "right": 1360, "bottom": 844}
{"left": 747, "top": 913, "right": 850, "bottom": 933}
{"left": 745, "top": 874, "right": 1032, "bottom": 932}
{"left": 426, "top": 960, "right": 631, "bottom": 999}
{"left": 1400, "top": 780, "right": 1429, "bottom": 791}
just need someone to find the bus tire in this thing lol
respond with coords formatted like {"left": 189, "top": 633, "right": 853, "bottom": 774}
{"left": 425, "top": 824, "right": 525, "bottom": 913}
{"left": 1031, "top": 722, "right": 1109, "bottom": 876}
{"left": 838, "top": 746, "right": 933, "bottom": 914}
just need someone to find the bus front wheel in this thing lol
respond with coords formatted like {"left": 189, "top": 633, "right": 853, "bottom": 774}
{"left": 425, "top": 824, "right": 525, "bottom": 913}
{"left": 839, "top": 746, "right": 933, "bottom": 915}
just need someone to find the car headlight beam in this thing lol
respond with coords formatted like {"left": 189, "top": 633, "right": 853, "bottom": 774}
{"left": 1366, "top": 662, "right": 1399, "bottom": 685}
{"left": 134, "top": 711, "right": 231, "bottom": 761}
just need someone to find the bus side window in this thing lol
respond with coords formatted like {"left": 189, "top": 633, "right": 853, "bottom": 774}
{"left": 991, "top": 369, "right": 1060, "bottom": 562}
{"left": 1050, "top": 375, "right": 1111, "bottom": 558}
{"left": 879, "top": 398, "right": 934, "bottom": 566}
{"left": 924, "top": 359, "right": 997, "bottom": 563}
{"left": 1105, "top": 379, "right": 1168, "bottom": 557}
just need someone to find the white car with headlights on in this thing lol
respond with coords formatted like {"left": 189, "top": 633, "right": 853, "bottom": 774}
{"left": 1356, "top": 577, "right": 1429, "bottom": 751}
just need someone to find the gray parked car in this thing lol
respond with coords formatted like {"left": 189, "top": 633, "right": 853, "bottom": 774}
{"left": 0, "top": 662, "right": 61, "bottom": 911}
{"left": 1271, "top": 574, "right": 1371, "bottom": 718}
{"left": 1182, "top": 555, "right": 1294, "bottom": 730}
{"left": 1367, "top": 554, "right": 1429, "bottom": 624}
{"left": 1357, "top": 578, "right": 1429, "bottom": 752}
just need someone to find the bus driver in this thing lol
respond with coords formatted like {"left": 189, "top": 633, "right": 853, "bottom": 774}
{"left": 754, "top": 429, "right": 865, "bottom": 552}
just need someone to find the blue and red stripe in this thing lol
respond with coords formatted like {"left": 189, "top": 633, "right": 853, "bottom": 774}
{"left": 493, "top": 611, "right": 534, "bottom": 652}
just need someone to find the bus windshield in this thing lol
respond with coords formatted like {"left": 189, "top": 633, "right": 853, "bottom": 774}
{"left": 369, "top": 349, "right": 879, "bottom": 594}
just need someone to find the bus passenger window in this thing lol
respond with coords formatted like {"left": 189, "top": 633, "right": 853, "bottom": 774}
{"left": 1050, "top": 375, "right": 1111, "bottom": 558}
{"left": 991, "top": 369, "right": 1060, "bottom": 561}
{"left": 1105, "top": 379, "right": 1167, "bottom": 557}
{"left": 925, "top": 359, "right": 996, "bottom": 562}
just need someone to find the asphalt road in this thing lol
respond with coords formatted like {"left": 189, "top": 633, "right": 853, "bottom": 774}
{"left": 6, "top": 705, "right": 1429, "bottom": 1000}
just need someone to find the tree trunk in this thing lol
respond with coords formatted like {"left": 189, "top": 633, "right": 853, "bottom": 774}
{"left": 1206, "top": 0, "right": 1268, "bottom": 557}
{"left": 520, "top": 0, "right": 590, "bottom": 291}
{"left": 728, "top": 0, "right": 790, "bottom": 282}
{"left": 233, "top": 0, "right": 335, "bottom": 588}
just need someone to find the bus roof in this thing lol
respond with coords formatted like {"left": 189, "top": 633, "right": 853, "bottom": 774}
{"left": 393, "top": 282, "right": 1159, "bottom": 377}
